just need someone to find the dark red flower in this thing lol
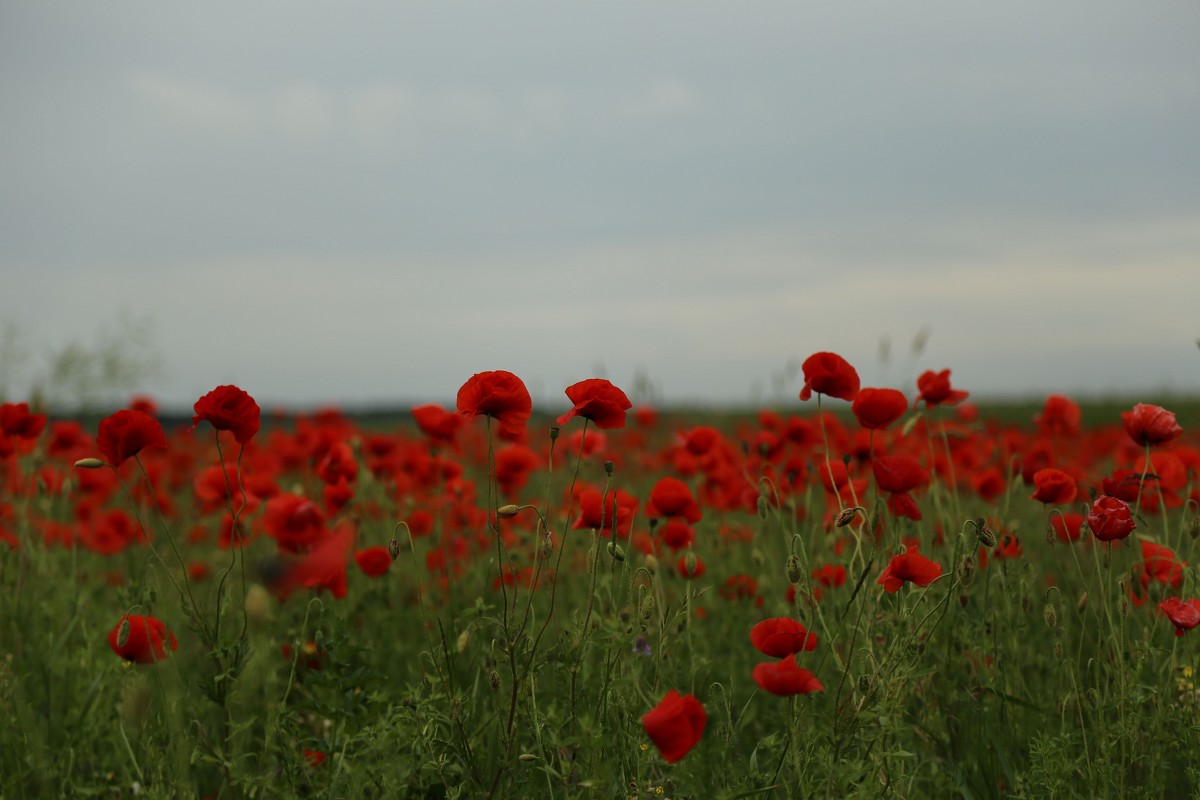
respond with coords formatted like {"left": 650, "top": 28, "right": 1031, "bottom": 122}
{"left": 1035, "top": 395, "right": 1081, "bottom": 436}
{"left": 354, "top": 546, "right": 392, "bottom": 578}
{"left": 873, "top": 455, "right": 929, "bottom": 495}
{"left": 1139, "top": 541, "right": 1183, "bottom": 589}
{"left": 851, "top": 388, "right": 908, "bottom": 430}
{"left": 192, "top": 385, "right": 261, "bottom": 445}
{"left": 456, "top": 371, "right": 532, "bottom": 439}
{"left": 877, "top": 546, "right": 942, "bottom": 593}
{"left": 799, "top": 352, "right": 860, "bottom": 402}
{"left": 96, "top": 409, "right": 167, "bottom": 467}
{"left": 1086, "top": 495, "right": 1136, "bottom": 542}
{"left": 0, "top": 402, "right": 47, "bottom": 440}
{"left": 916, "top": 369, "right": 969, "bottom": 407}
{"left": 649, "top": 477, "right": 701, "bottom": 523}
{"left": 1122, "top": 403, "right": 1182, "bottom": 447}
{"left": 1030, "top": 468, "right": 1077, "bottom": 505}
{"left": 557, "top": 378, "right": 632, "bottom": 429}
{"left": 303, "top": 749, "right": 327, "bottom": 768}
{"left": 263, "top": 494, "right": 326, "bottom": 554}
{"left": 813, "top": 564, "right": 847, "bottom": 588}
{"left": 275, "top": 523, "right": 354, "bottom": 600}
{"left": 411, "top": 404, "right": 463, "bottom": 446}
{"left": 1160, "top": 597, "right": 1200, "bottom": 637}
{"left": 642, "top": 690, "right": 706, "bottom": 764}
{"left": 108, "top": 614, "right": 178, "bottom": 664}
{"left": 658, "top": 519, "right": 694, "bottom": 551}
{"left": 750, "top": 618, "right": 818, "bottom": 658}
{"left": 752, "top": 655, "right": 825, "bottom": 696}
{"left": 1051, "top": 512, "right": 1084, "bottom": 543}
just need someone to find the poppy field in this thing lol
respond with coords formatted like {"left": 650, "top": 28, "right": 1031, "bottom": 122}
{"left": 2, "top": 355, "right": 1200, "bottom": 799}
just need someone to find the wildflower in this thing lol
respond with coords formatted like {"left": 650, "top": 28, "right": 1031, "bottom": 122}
{"left": 1160, "top": 597, "right": 1200, "bottom": 637}
{"left": 1122, "top": 403, "right": 1182, "bottom": 447}
{"left": 1030, "top": 468, "right": 1077, "bottom": 506}
{"left": 642, "top": 690, "right": 706, "bottom": 763}
{"left": 557, "top": 378, "right": 633, "bottom": 429}
{"left": 1086, "top": 495, "right": 1136, "bottom": 542}
{"left": 799, "top": 352, "right": 860, "bottom": 402}
{"left": 916, "top": 369, "right": 969, "bottom": 407}
{"left": 648, "top": 477, "right": 701, "bottom": 523}
{"left": 752, "top": 655, "right": 825, "bottom": 696}
{"left": 456, "top": 371, "right": 532, "bottom": 438}
{"left": 97, "top": 410, "right": 167, "bottom": 467}
{"left": 354, "top": 546, "right": 393, "bottom": 578}
{"left": 877, "top": 546, "right": 942, "bottom": 593}
{"left": 411, "top": 403, "right": 463, "bottom": 447}
{"left": 750, "top": 618, "right": 818, "bottom": 658}
{"left": 192, "top": 385, "right": 261, "bottom": 444}
{"left": 851, "top": 388, "right": 908, "bottom": 430}
{"left": 108, "top": 614, "right": 177, "bottom": 664}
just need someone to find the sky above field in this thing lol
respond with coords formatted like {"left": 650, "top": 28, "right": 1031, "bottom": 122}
{"left": 3, "top": 1, "right": 1199, "bottom": 411}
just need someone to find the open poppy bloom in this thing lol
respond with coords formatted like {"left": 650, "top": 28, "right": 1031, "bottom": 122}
{"left": 0, "top": 402, "right": 47, "bottom": 440}
{"left": 1030, "top": 468, "right": 1077, "bottom": 505}
{"left": 108, "top": 614, "right": 178, "bottom": 664}
{"left": 96, "top": 409, "right": 167, "bottom": 467}
{"left": 799, "top": 352, "right": 860, "bottom": 402}
{"left": 192, "top": 385, "right": 261, "bottom": 445}
{"left": 354, "top": 546, "right": 392, "bottom": 578}
{"left": 1121, "top": 403, "right": 1182, "bottom": 447}
{"left": 557, "top": 378, "right": 632, "bottom": 429}
{"left": 411, "top": 404, "right": 463, "bottom": 447}
{"left": 1086, "top": 495, "right": 1136, "bottom": 542}
{"left": 916, "top": 369, "right": 969, "bottom": 407}
{"left": 456, "top": 371, "right": 532, "bottom": 439}
{"left": 649, "top": 477, "right": 702, "bottom": 523}
{"left": 877, "top": 546, "right": 942, "bottom": 593}
{"left": 752, "top": 655, "right": 825, "bottom": 696}
{"left": 1035, "top": 394, "right": 1081, "bottom": 436}
{"left": 851, "top": 388, "right": 908, "bottom": 430}
{"left": 1160, "top": 597, "right": 1200, "bottom": 637}
{"left": 750, "top": 618, "right": 818, "bottom": 658}
{"left": 642, "top": 690, "right": 706, "bottom": 763}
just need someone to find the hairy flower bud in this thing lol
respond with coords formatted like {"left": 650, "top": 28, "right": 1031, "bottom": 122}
{"left": 785, "top": 555, "right": 802, "bottom": 585}
{"left": 1043, "top": 603, "right": 1058, "bottom": 629}
{"left": 497, "top": 504, "right": 520, "bottom": 519}
{"left": 388, "top": 538, "right": 403, "bottom": 560}
{"left": 974, "top": 519, "right": 997, "bottom": 548}
{"left": 489, "top": 670, "right": 501, "bottom": 691}
{"left": 835, "top": 507, "right": 859, "bottom": 528}
{"left": 74, "top": 457, "right": 104, "bottom": 470}
{"left": 607, "top": 541, "right": 626, "bottom": 562}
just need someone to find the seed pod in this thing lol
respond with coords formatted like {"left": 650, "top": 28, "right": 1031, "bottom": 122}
{"left": 785, "top": 554, "right": 802, "bottom": 585}
{"left": 1044, "top": 603, "right": 1058, "bottom": 629}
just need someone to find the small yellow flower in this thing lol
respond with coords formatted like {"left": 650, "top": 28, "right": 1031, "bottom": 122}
{"left": 639, "top": 743, "right": 648, "bottom": 751}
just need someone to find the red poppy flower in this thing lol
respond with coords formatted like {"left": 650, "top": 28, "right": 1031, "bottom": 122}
{"left": 1160, "top": 597, "right": 1200, "bottom": 637}
{"left": 354, "top": 546, "right": 392, "bottom": 578}
{"left": 916, "top": 369, "right": 969, "bottom": 407}
{"left": 642, "top": 690, "right": 707, "bottom": 764}
{"left": 813, "top": 564, "right": 847, "bottom": 588}
{"left": 456, "top": 371, "right": 532, "bottom": 439}
{"left": 303, "top": 749, "right": 327, "bottom": 768}
{"left": 96, "top": 409, "right": 167, "bottom": 467}
{"left": 1121, "top": 403, "right": 1182, "bottom": 447}
{"left": 1035, "top": 395, "right": 1081, "bottom": 436}
{"left": 676, "top": 553, "right": 706, "bottom": 578}
{"left": 851, "top": 388, "right": 908, "bottom": 430}
{"left": 1086, "top": 495, "right": 1136, "bottom": 542}
{"left": 0, "top": 402, "right": 47, "bottom": 440}
{"left": 108, "top": 614, "right": 178, "bottom": 664}
{"left": 1051, "top": 512, "right": 1084, "bottom": 543}
{"left": 411, "top": 404, "right": 463, "bottom": 446}
{"left": 873, "top": 456, "right": 929, "bottom": 495}
{"left": 877, "top": 546, "right": 942, "bottom": 593}
{"left": 275, "top": 523, "right": 354, "bottom": 600}
{"left": 799, "top": 352, "right": 860, "bottom": 402}
{"left": 192, "top": 385, "right": 261, "bottom": 445}
{"left": 649, "top": 477, "right": 702, "bottom": 523}
{"left": 1139, "top": 541, "right": 1183, "bottom": 589}
{"left": 752, "top": 655, "right": 825, "bottom": 696}
{"left": 658, "top": 519, "right": 694, "bottom": 551}
{"left": 1030, "top": 468, "right": 1077, "bottom": 505}
{"left": 557, "top": 378, "right": 632, "bottom": 430}
{"left": 750, "top": 618, "right": 818, "bottom": 658}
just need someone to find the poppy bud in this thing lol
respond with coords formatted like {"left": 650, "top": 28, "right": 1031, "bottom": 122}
{"left": 974, "top": 519, "right": 997, "bottom": 548}
{"left": 683, "top": 551, "right": 698, "bottom": 576}
{"left": 497, "top": 504, "right": 520, "bottom": 519}
{"left": 648, "top": 517, "right": 659, "bottom": 531}
{"left": 644, "top": 554, "right": 659, "bottom": 575}
{"left": 1190, "top": 516, "right": 1200, "bottom": 540}
{"left": 541, "top": 533, "right": 554, "bottom": 560}
{"left": 1053, "top": 632, "right": 1064, "bottom": 661}
{"left": 607, "top": 541, "right": 626, "bottom": 562}
{"left": 245, "top": 584, "right": 273, "bottom": 625}
{"left": 640, "top": 593, "right": 655, "bottom": 621}
{"left": 1045, "top": 524, "right": 1056, "bottom": 545}
{"left": 757, "top": 495, "right": 769, "bottom": 519}
{"left": 1118, "top": 586, "right": 1130, "bottom": 618}
{"left": 1044, "top": 604, "right": 1057, "bottom": 629}
{"left": 549, "top": 426, "right": 560, "bottom": 442}
{"left": 388, "top": 538, "right": 402, "bottom": 560}
{"left": 1085, "top": 688, "right": 1098, "bottom": 708}
{"left": 857, "top": 674, "right": 872, "bottom": 694}
{"left": 116, "top": 618, "right": 131, "bottom": 648}
{"left": 519, "top": 753, "right": 538, "bottom": 764}
{"left": 785, "top": 555, "right": 802, "bottom": 585}
{"left": 603, "top": 460, "right": 614, "bottom": 476}
{"left": 74, "top": 457, "right": 104, "bottom": 469}
{"left": 489, "top": 670, "right": 501, "bottom": 691}
{"left": 956, "top": 554, "right": 975, "bottom": 585}
{"left": 835, "top": 507, "right": 859, "bottom": 528}
{"left": 456, "top": 630, "right": 471, "bottom": 653}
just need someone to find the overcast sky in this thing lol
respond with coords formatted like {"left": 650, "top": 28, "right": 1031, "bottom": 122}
{"left": 3, "top": 1, "right": 1198, "bottom": 411}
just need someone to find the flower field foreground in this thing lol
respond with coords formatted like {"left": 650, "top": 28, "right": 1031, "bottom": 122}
{"left": 1, "top": 364, "right": 1200, "bottom": 799}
